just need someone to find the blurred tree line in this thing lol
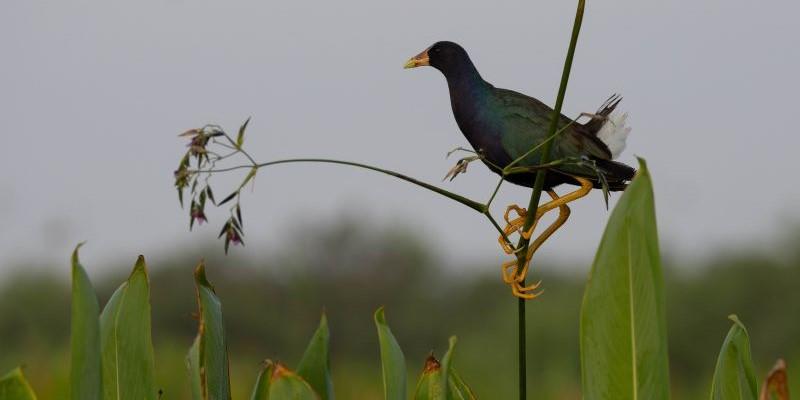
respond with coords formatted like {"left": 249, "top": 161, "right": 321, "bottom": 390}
{"left": 1, "top": 218, "right": 798, "bottom": 399}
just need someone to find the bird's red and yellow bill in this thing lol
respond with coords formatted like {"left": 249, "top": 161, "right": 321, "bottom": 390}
{"left": 404, "top": 48, "right": 430, "bottom": 69}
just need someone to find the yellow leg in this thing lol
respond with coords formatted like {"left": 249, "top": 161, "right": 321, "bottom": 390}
{"left": 501, "top": 190, "right": 569, "bottom": 285}
{"left": 498, "top": 177, "right": 591, "bottom": 253}
{"left": 533, "top": 177, "right": 592, "bottom": 218}
{"left": 498, "top": 177, "right": 595, "bottom": 300}
{"left": 512, "top": 190, "right": 571, "bottom": 284}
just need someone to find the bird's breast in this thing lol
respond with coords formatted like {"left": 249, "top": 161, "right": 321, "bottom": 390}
{"left": 449, "top": 93, "right": 510, "bottom": 168}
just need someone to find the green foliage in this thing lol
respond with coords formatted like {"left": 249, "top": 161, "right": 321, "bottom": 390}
{"left": 4, "top": 160, "right": 797, "bottom": 399}
{"left": 296, "top": 314, "right": 334, "bottom": 400}
{"left": 413, "top": 356, "right": 445, "bottom": 399}
{"left": 580, "top": 159, "right": 670, "bottom": 399}
{"left": 0, "top": 368, "right": 37, "bottom": 400}
{"left": 69, "top": 244, "right": 101, "bottom": 400}
{"left": 187, "top": 337, "right": 202, "bottom": 400}
{"left": 412, "top": 338, "right": 476, "bottom": 400}
{"left": 249, "top": 361, "right": 273, "bottom": 400}
{"left": 375, "top": 307, "right": 407, "bottom": 400}
{"left": 182, "top": 272, "right": 473, "bottom": 399}
{"left": 264, "top": 363, "right": 318, "bottom": 400}
{"left": 709, "top": 315, "right": 758, "bottom": 400}
{"left": 188, "top": 261, "right": 232, "bottom": 400}
{"left": 99, "top": 256, "right": 158, "bottom": 400}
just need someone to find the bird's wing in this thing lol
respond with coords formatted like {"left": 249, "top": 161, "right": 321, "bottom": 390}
{"left": 494, "top": 88, "right": 613, "bottom": 166}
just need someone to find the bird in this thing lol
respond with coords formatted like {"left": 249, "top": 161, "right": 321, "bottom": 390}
{"left": 404, "top": 41, "right": 636, "bottom": 298}
{"left": 404, "top": 41, "right": 634, "bottom": 192}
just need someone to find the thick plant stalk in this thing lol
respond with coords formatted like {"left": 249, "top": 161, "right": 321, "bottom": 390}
{"left": 514, "top": 1, "right": 585, "bottom": 398}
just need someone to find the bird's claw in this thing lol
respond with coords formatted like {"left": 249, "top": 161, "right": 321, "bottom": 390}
{"left": 443, "top": 155, "right": 481, "bottom": 181}
{"left": 511, "top": 280, "right": 544, "bottom": 300}
{"left": 498, "top": 203, "right": 549, "bottom": 300}
{"left": 500, "top": 205, "right": 538, "bottom": 251}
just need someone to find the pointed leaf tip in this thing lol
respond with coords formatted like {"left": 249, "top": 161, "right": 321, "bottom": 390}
{"left": 296, "top": 311, "right": 333, "bottom": 399}
{"left": 71, "top": 242, "right": 86, "bottom": 265}
{"left": 237, "top": 117, "right": 251, "bottom": 148}
{"left": 129, "top": 255, "right": 148, "bottom": 278}
{"left": 193, "top": 259, "right": 213, "bottom": 289}
{"left": 374, "top": 306, "right": 386, "bottom": 324}
{"left": 0, "top": 367, "right": 38, "bottom": 399}
{"left": 635, "top": 156, "right": 650, "bottom": 176}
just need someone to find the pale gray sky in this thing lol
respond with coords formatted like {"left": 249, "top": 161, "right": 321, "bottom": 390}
{"left": 2, "top": 0, "right": 799, "bottom": 275}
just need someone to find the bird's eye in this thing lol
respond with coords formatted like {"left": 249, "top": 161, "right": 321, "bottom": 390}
{"left": 433, "top": 47, "right": 441, "bottom": 53}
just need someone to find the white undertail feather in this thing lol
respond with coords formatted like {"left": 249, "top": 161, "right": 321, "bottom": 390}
{"left": 596, "top": 112, "right": 631, "bottom": 159}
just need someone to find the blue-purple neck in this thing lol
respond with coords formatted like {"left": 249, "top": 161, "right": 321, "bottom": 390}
{"left": 438, "top": 59, "right": 504, "bottom": 163}
{"left": 440, "top": 58, "right": 488, "bottom": 100}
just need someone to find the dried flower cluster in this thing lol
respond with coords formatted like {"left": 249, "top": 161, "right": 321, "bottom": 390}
{"left": 174, "top": 120, "right": 253, "bottom": 253}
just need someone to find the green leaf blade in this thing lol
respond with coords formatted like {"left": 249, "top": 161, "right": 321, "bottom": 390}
{"left": 580, "top": 159, "right": 670, "bottom": 400}
{"left": 70, "top": 244, "right": 102, "bottom": 400}
{"left": 296, "top": 313, "right": 334, "bottom": 400}
{"left": 186, "top": 337, "right": 202, "bottom": 400}
{"left": 374, "top": 307, "right": 407, "bottom": 400}
{"left": 709, "top": 315, "right": 759, "bottom": 400}
{"left": 191, "top": 261, "right": 232, "bottom": 400}
{"left": 0, "top": 368, "right": 38, "bottom": 400}
{"left": 439, "top": 337, "right": 456, "bottom": 400}
{"left": 446, "top": 369, "right": 477, "bottom": 400}
{"left": 249, "top": 361, "right": 274, "bottom": 400}
{"left": 99, "top": 256, "right": 157, "bottom": 400}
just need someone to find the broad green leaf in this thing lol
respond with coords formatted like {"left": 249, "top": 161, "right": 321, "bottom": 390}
{"left": 374, "top": 307, "right": 407, "bottom": 400}
{"left": 99, "top": 256, "right": 157, "bottom": 400}
{"left": 0, "top": 368, "right": 37, "bottom": 400}
{"left": 710, "top": 315, "right": 758, "bottom": 400}
{"left": 249, "top": 361, "right": 274, "bottom": 400}
{"left": 70, "top": 243, "right": 102, "bottom": 400}
{"left": 580, "top": 159, "right": 670, "bottom": 400}
{"left": 268, "top": 363, "right": 318, "bottom": 400}
{"left": 296, "top": 313, "right": 334, "bottom": 400}
{"left": 186, "top": 336, "right": 202, "bottom": 400}
{"left": 191, "top": 261, "right": 232, "bottom": 400}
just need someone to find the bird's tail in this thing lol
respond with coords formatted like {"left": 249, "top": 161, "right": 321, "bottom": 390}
{"left": 585, "top": 94, "right": 631, "bottom": 160}
{"left": 592, "top": 157, "right": 636, "bottom": 191}
{"left": 596, "top": 112, "right": 631, "bottom": 159}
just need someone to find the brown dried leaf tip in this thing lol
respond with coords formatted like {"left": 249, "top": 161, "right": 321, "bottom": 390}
{"left": 759, "top": 359, "right": 789, "bottom": 400}
{"left": 422, "top": 353, "right": 441, "bottom": 373}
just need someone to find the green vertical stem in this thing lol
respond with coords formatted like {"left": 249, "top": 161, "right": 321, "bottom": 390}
{"left": 516, "top": 1, "right": 585, "bottom": 399}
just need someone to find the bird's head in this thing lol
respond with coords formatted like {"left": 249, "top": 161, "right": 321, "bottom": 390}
{"left": 404, "top": 41, "right": 471, "bottom": 74}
